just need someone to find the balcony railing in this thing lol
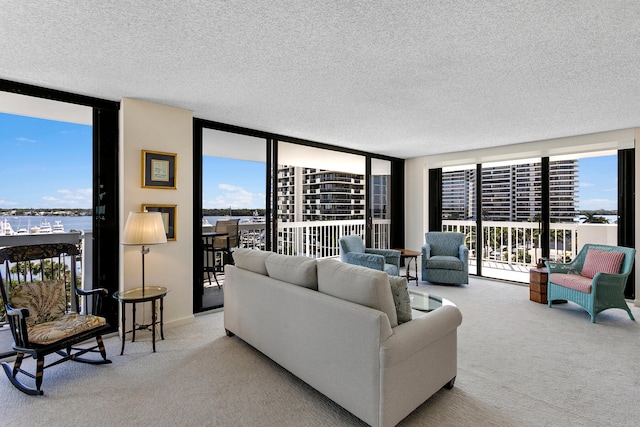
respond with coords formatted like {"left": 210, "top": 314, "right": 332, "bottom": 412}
{"left": 443, "top": 219, "right": 618, "bottom": 282}
{"left": 276, "top": 219, "right": 391, "bottom": 258}
{"left": 0, "top": 231, "right": 91, "bottom": 326}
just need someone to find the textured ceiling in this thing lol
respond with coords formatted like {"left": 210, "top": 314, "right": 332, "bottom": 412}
{"left": 1, "top": 1, "right": 640, "bottom": 159}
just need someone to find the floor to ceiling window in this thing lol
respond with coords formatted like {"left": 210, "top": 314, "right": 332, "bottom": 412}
{"left": 436, "top": 148, "right": 626, "bottom": 285}
{"left": 441, "top": 165, "right": 477, "bottom": 273}
{"left": 0, "top": 92, "right": 99, "bottom": 354}
{"left": 277, "top": 141, "right": 372, "bottom": 258}
{"left": 370, "top": 159, "right": 392, "bottom": 249}
{"left": 197, "top": 128, "right": 266, "bottom": 311}
{"left": 193, "top": 122, "right": 404, "bottom": 313}
{"left": 550, "top": 151, "right": 618, "bottom": 262}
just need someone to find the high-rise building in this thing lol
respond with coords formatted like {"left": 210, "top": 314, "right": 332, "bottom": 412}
{"left": 277, "top": 166, "right": 365, "bottom": 222}
{"left": 442, "top": 160, "right": 578, "bottom": 222}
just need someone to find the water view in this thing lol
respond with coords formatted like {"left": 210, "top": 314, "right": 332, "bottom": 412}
{"left": 0, "top": 215, "right": 92, "bottom": 235}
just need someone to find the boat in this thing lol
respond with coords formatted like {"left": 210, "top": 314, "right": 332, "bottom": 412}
{"left": 0, "top": 218, "right": 15, "bottom": 236}
{"left": 38, "top": 219, "right": 53, "bottom": 233}
{"left": 239, "top": 211, "right": 266, "bottom": 225}
{"left": 52, "top": 220, "right": 65, "bottom": 233}
{"left": 202, "top": 218, "right": 214, "bottom": 232}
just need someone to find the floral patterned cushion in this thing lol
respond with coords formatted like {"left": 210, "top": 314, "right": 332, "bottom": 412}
{"left": 11, "top": 280, "right": 66, "bottom": 328}
{"left": 27, "top": 314, "right": 107, "bottom": 345}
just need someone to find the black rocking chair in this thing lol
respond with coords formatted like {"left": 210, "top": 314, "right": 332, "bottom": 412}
{"left": 0, "top": 242, "right": 112, "bottom": 395}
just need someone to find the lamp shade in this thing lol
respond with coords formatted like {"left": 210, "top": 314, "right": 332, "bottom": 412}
{"left": 122, "top": 211, "right": 168, "bottom": 245}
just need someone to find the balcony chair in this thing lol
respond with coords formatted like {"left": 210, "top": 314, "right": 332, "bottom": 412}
{"left": 0, "top": 243, "right": 112, "bottom": 395}
{"left": 204, "top": 219, "right": 240, "bottom": 288}
{"left": 338, "top": 235, "right": 400, "bottom": 276}
{"left": 422, "top": 232, "right": 469, "bottom": 285}
{"left": 546, "top": 244, "right": 636, "bottom": 323}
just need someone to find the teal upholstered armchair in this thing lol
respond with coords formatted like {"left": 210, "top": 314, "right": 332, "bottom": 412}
{"left": 422, "top": 232, "right": 469, "bottom": 285}
{"left": 546, "top": 244, "right": 635, "bottom": 323}
{"left": 338, "top": 235, "right": 400, "bottom": 276}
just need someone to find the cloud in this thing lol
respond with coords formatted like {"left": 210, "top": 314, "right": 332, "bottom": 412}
{"left": 40, "top": 188, "right": 92, "bottom": 208}
{"left": 15, "top": 137, "right": 37, "bottom": 143}
{"left": 579, "top": 182, "right": 594, "bottom": 188}
{"left": 203, "top": 183, "right": 264, "bottom": 209}
{"left": 0, "top": 198, "right": 18, "bottom": 207}
{"left": 579, "top": 198, "right": 617, "bottom": 210}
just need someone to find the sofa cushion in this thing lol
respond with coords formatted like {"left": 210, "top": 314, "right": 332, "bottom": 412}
{"left": 11, "top": 280, "right": 66, "bottom": 327}
{"left": 580, "top": 249, "right": 625, "bottom": 279}
{"left": 232, "top": 248, "right": 272, "bottom": 275}
{"left": 425, "top": 255, "right": 464, "bottom": 271}
{"left": 388, "top": 276, "right": 412, "bottom": 324}
{"left": 317, "top": 259, "right": 398, "bottom": 327}
{"left": 265, "top": 253, "right": 318, "bottom": 290}
{"left": 550, "top": 273, "right": 593, "bottom": 293}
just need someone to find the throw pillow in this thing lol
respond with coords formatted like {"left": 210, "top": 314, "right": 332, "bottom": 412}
{"left": 581, "top": 249, "right": 625, "bottom": 279}
{"left": 265, "top": 253, "right": 318, "bottom": 290}
{"left": 11, "top": 280, "right": 66, "bottom": 327}
{"left": 231, "top": 248, "right": 272, "bottom": 275}
{"left": 317, "top": 259, "right": 398, "bottom": 327}
{"left": 388, "top": 276, "right": 412, "bottom": 324}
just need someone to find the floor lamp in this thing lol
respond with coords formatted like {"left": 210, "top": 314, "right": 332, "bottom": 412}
{"left": 122, "top": 211, "right": 167, "bottom": 297}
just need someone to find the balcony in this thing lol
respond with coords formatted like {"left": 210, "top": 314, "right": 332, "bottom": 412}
{"left": 443, "top": 219, "right": 618, "bottom": 283}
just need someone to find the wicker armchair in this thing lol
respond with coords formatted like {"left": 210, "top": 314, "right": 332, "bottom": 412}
{"left": 546, "top": 244, "right": 635, "bottom": 323}
{"left": 338, "top": 235, "right": 400, "bottom": 276}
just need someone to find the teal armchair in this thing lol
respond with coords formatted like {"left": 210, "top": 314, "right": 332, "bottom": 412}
{"left": 422, "top": 232, "right": 469, "bottom": 285}
{"left": 338, "top": 235, "right": 400, "bottom": 276}
{"left": 546, "top": 243, "right": 635, "bottom": 323}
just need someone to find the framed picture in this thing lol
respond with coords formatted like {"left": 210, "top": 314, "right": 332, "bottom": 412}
{"left": 142, "top": 150, "right": 177, "bottom": 189}
{"left": 142, "top": 204, "right": 177, "bottom": 241}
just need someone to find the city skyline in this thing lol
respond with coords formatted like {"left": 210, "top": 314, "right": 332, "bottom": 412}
{"left": 0, "top": 112, "right": 619, "bottom": 212}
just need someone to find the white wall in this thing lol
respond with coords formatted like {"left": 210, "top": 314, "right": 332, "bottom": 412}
{"left": 406, "top": 128, "right": 639, "bottom": 306}
{"left": 119, "top": 98, "right": 195, "bottom": 330}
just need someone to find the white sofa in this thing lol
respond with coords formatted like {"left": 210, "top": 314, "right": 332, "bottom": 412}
{"left": 224, "top": 249, "right": 463, "bottom": 427}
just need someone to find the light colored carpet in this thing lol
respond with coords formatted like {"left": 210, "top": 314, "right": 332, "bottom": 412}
{"left": 1, "top": 277, "right": 639, "bottom": 427}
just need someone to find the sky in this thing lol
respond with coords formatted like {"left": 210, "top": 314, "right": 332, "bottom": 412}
{"left": 0, "top": 112, "right": 93, "bottom": 209}
{"left": 577, "top": 155, "right": 618, "bottom": 211}
{"left": 202, "top": 156, "right": 265, "bottom": 209}
{"left": 0, "top": 112, "right": 618, "bottom": 211}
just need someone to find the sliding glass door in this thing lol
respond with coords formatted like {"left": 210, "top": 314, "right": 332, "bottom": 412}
{"left": 437, "top": 150, "right": 624, "bottom": 284}
{"left": 276, "top": 141, "right": 368, "bottom": 258}
{"left": 198, "top": 129, "right": 266, "bottom": 311}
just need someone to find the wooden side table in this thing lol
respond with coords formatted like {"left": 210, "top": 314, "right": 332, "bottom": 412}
{"left": 394, "top": 248, "right": 420, "bottom": 285}
{"left": 529, "top": 267, "right": 548, "bottom": 303}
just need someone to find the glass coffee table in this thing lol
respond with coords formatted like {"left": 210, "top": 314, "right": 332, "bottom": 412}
{"left": 409, "top": 290, "right": 455, "bottom": 312}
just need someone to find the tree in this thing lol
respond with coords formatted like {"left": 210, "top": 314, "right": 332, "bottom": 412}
{"left": 580, "top": 212, "right": 610, "bottom": 224}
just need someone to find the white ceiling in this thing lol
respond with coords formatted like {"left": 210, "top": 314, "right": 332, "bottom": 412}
{"left": 1, "top": 1, "right": 639, "bottom": 159}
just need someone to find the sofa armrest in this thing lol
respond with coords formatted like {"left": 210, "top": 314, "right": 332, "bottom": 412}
{"left": 458, "top": 245, "right": 469, "bottom": 263}
{"left": 366, "top": 248, "right": 400, "bottom": 267}
{"left": 343, "top": 252, "right": 385, "bottom": 270}
{"left": 421, "top": 243, "right": 431, "bottom": 260}
{"left": 592, "top": 271, "right": 628, "bottom": 292}
{"left": 545, "top": 259, "right": 580, "bottom": 274}
{"left": 380, "top": 305, "right": 462, "bottom": 367}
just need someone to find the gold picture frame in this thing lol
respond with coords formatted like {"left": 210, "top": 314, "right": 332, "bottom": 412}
{"left": 142, "top": 150, "right": 177, "bottom": 189}
{"left": 142, "top": 204, "right": 177, "bottom": 241}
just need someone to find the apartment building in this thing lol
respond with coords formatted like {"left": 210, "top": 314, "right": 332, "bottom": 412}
{"left": 443, "top": 160, "right": 579, "bottom": 222}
